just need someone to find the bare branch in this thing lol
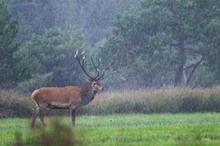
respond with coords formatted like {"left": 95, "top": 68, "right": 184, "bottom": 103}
{"left": 186, "top": 56, "right": 204, "bottom": 84}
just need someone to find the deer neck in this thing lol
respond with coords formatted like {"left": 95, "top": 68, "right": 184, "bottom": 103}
{"left": 80, "top": 83, "right": 96, "bottom": 106}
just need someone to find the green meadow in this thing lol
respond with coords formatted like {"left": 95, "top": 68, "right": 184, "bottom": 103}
{"left": 1, "top": 113, "right": 220, "bottom": 146}
{"left": 1, "top": 87, "right": 220, "bottom": 145}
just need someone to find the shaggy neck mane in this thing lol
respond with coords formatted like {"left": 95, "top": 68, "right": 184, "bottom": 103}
{"left": 80, "top": 83, "right": 94, "bottom": 97}
{"left": 80, "top": 83, "right": 97, "bottom": 106}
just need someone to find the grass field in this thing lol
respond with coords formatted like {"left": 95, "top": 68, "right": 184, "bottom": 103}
{"left": 1, "top": 113, "right": 220, "bottom": 146}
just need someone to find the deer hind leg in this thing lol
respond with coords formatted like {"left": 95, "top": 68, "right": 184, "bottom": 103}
{"left": 31, "top": 107, "right": 40, "bottom": 128}
{"left": 39, "top": 109, "right": 46, "bottom": 127}
{"left": 38, "top": 103, "right": 47, "bottom": 127}
{"left": 31, "top": 104, "right": 47, "bottom": 128}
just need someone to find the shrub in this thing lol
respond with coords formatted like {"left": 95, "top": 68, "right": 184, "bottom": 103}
{"left": 11, "top": 120, "right": 84, "bottom": 146}
{"left": 0, "top": 90, "right": 33, "bottom": 118}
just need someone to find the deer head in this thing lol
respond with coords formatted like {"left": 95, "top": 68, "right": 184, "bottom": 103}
{"left": 74, "top": 50, "right": 105, "bottom": 92}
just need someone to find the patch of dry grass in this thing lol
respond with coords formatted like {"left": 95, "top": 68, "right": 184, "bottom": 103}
{"left": 80, "top": 86, "right": 220, "bottom": 114}
{"left": 1, "top": 87, "right": 220, "bottom": 117}
{"left": 0, "top": 90, "right": 33, "bottom": 118}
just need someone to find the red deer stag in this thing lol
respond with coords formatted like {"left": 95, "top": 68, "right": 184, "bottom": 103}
{"left": 31, "top": 50, "right": 105, "bottom": 128}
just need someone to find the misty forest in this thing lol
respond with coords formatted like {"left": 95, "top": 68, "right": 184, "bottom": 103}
{"left": 1, "top": 0, "right": 220, "bottom": 145}
{"left": 0, "top": 0, "right": 220, "bottom": 92}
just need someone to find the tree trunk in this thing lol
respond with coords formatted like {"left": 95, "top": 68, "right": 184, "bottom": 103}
{"left": 174, "top": 41, "right": 204, "bottom": 86}
{"left": 174, "top": 42, "right": 187, "bottom": 86}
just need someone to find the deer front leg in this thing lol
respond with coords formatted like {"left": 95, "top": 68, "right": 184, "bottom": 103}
{"left": 70, "top": 108, "right": 76, "bottom": 126}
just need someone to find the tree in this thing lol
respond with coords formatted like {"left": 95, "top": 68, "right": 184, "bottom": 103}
{"left": 98, "top": 0, "right": 220, "bottom": 88}
{"left": 0, "top": 1, "right": 20, "bottom": 88}
{"left": 202, "top": 8, "right": 220, "bottom": 82}
{"left": 142, "top": 0, "right": 220, "bottom": 86}
{"left": 6, "top": 0, "right": 55, "bottom": 43}
{"left": 16, "top": 27, "right": 88, "bottom": 93}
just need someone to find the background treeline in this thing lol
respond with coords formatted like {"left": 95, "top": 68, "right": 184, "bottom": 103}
{"left": 0, "top": 0, "right": 220, "bottom": 93}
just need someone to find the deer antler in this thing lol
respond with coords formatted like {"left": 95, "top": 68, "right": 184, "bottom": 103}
{"left": 74, "top": 50, "right": 93, "bottom": 79}
{"left": 90, "top": 54, "right": 101, "bottom": 79}
{"left": 74, "top": 50, "right": 105, "bottom": 80}
{"left": 97, "top": 70, "right": 105, "bottom": 80}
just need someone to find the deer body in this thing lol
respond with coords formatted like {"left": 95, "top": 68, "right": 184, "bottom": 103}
{"left": 32, "top": 84, "right": 97, "bottom": 109}
{"left": 31, "top": 51, "right": 104, "bottom": 128}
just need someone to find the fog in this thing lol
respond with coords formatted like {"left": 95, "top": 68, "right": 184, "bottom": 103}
{"left": 1, "top": 0, "right": 220, "bottom": 92}
{"left": 7, "top": 0, "right": 140, "bottom": 46}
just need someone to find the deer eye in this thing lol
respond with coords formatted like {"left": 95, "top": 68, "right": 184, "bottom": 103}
{"left": 93, "top": 82, "right": 97, "bottom": 86}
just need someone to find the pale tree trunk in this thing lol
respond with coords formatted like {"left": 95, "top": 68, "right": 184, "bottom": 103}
{"left": 174, "top": 42, "right": 187, "bottom": 86}
{"left": 174, "top": 42, "right": 203, "bottom": 86}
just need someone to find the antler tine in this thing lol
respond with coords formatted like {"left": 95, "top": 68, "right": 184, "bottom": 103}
{"left": 97, "top": 66, "right": 109, "bottom": 80}
{"left": 74, "top": 50, "right": 78, "bottom": 58}
{"left": 97, "top": 69, "right": 105, "bottom": 80}
{"left": 74, "top": 50, "right": 85, "bottom": 59}
{"left": 74, "top": 50, "right": 93, "bottom": 79}
{"left": 90, "top": 53, "right": 101, "bottom": 68}
{"left": 90, "top": 54, "right": 101, "bottom": 79}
